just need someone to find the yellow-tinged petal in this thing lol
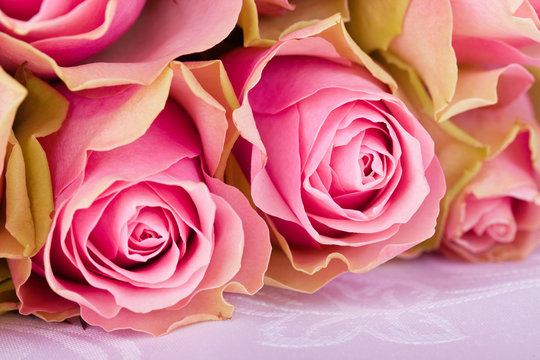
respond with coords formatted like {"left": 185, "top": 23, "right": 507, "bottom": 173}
{"left": 184, "top": 61, "right": 241, "bottom": 180}
{"left": 282, "top": 14, "right": 397, "bottom": 91}
{"left": 346, "top": 0, "right": 410, "bottom": 53}
{"left": 262, "top": 214, "right": 350, "bottom": 293}
{"left": 0, "top": 259, "right": 18, "bottom": 314}
{"left": 2, "top": 137, "right": 34, "bottom": 258}
{"left": 264, "top": 247, "right": 349, "bottom": 293}
{"left": 389, "top": 0, "right": 457, "bottom": 118}
{"left": 79, "top": 287, "right": 234, "bottom": 336}
{"left": 1, "top": 73, "right": 68, "bottom": 259}
{"left": 0, "top": 67, "right": 26, "bottom": 172}
{"left": 239, "top": 0, "right": 275, "bottom": 47}
{"left": 437, "top": 65, "right": 534, "bottom": 122}
{"left": 375, "top": 49, "right": 434, "bottom": 114}
{"left": 240, "top": 0, "right": 349, "bottom": 46}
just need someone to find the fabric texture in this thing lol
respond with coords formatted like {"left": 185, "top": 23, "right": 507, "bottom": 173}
{"left": 1, "top": 248, "right": 539, "bottom": 359}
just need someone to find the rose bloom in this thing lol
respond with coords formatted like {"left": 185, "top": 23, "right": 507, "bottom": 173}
{"left": 8, "top": 62, "right": 271, "bottom": 335}
{"left": 0, "top": 0, "right": 242, "bottom": 90}
{"left": 442, "top": 90, "right": 540, "bottom": 261}
{"left": 223, "top": 17, "right": 445, "bottom": 292}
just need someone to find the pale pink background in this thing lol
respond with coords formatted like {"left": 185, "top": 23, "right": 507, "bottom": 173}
{"left": 1, "top": 248, "right": 540, "bottom": 359}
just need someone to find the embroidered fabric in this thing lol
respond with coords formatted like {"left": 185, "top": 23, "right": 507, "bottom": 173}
{"left": 1, "top": 249, "right": 539, "bottom": 359}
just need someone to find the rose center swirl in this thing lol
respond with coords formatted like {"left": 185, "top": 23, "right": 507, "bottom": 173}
{"left": 324, "top": 115, "right": 395, "bottom": 212}
{"left": 81, "top": 182, "right": 196, "bottom": 282}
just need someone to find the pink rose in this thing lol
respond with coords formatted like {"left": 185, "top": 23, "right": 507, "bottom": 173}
{"left": 223, "top": 18, "right": 445, "bottom": 292}
{"left": 0, "top": 1, "right": 242, "bottom": 90}
{"left": 442, "top": 91, "right": 540, "bottom": 261}
{"left": 9, "top": 61, "right": 271, "bottom": 335}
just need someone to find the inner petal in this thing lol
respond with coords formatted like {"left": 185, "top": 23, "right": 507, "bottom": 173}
{"left": 454, "top": 196, "right": 518, "bottom": 253}
{"left": 472, "top": 197, "right": 516, "bottom": 243}
{"left": 330, "top": 125, "right": 391, "bottom": 194}
{"left": 0, "top": 0, "right": 42, "bottom": 21}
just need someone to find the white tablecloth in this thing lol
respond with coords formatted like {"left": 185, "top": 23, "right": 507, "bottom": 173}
{"left": 1, "top": 249, "right": 540, "bottom": 359}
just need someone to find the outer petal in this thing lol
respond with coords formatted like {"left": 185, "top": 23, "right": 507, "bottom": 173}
{"left": 346, "top": 0, "right": 410, "bottom": 53}
{"left": 0, "top": 67, "right": 26, "bottom": 179}
{"left": 40, "top": 66, "right": 173, "bottom": 197}
{"left": 170, "top": 62, "right": 231, "bottom": 179}
{"left": 239, "top": 0, "right": 349, "bottom": 46}
{"left": 0, "top": 0, "right": 242, "bottom": 90}
{"left": 205, "top": 175, "right": 271, "bottom": 294}
{"left": 388, "top": 0, "right": 457, "bottom": 118}
{"left": 437, "top": 64, "right": 534, "bottom": 122}
{"left": 80, "top": 288, "right": 234, "bottom": 336}
{"left": 451, "top": 0, "right": 540, "bottom": 43}
{"left": 0, "top": 259, "right": 18, "bottom": 314}
{"left": 1, "top": 72, "right": 66, "bottom": 259}
{"left": 225, "top": 15, "right": 396, "bottom": 156}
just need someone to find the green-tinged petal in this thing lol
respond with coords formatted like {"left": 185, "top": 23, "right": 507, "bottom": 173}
{"left": 285, "top": 15, "right": 397, "bottom": 91}
{"left": 388, "top": 0, "right": 457, "bottom": 118}
{"left": 0, "top": 67, "right": 28, "bottom": 259}
{"left": 240, "top": 0, "right": 349, "bottom": 46}
{"left": 239, "top": 0, "right": 274, "bottom": 47}
{"left": 437, "top": 65, "right": 534, "bottom": 122}
{"left": 346, "top": 0, "right": 409, "bottom": 53}
{"left": 3, "top": 73, "right": 68, "bottom": 258}
{"left": 0, "top": 259, "right": 18, "bottom": 314}
{"left": 184, "top": 61, "right": 241, "bottom": 180}
{"left": 347, "top": 0, "right": 456, "bottom": 120}
{"left": 0, "top": 68, "right": 26, "bottom": 174}
{"left": 2, "top": 137, "right": 34, "bottom": 257}
{"left": 375, "top": 49, "right": 433, "bottom": 114}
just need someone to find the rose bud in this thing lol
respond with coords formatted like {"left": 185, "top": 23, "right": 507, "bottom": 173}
{"left": 442, "top": 88, "right": 540, "bottom": 261}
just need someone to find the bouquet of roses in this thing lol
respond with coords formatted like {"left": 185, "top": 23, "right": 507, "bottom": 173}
{"left": 0, "top": 0, "right": 538, "bottom": 335}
